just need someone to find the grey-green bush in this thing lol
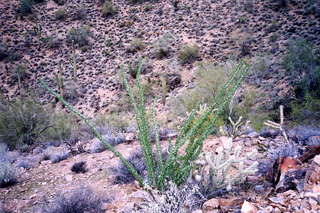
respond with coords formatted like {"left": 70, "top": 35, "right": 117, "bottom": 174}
{"left": 42, "top": 187, "right": 105, "bottom": 213}
{"left": 283, "top": 38, "right": 320, "bottom": 97}
{"left": 0, "top": 162, "right": 17, "bottom": 188}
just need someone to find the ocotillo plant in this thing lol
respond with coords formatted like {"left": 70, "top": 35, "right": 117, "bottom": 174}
{"left": 39, "top": 60, "right": 249, "bottom": 190}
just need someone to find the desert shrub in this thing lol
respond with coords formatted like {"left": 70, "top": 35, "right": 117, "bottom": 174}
{"left": 89, "top": 134, "right": 126, "bottom": 153}
{"left": 39, "top": 60, "right": 249, "bottom": 190}
{"left": 113, "top": 151, "right": 146, "bottom": 184}
{"left": 42, "top": 36, "right": 61, "bottom": 49}
{"left": 268, "top": 0, "right": 287, "bottom": 10}
{"left": 169, "top": 61, "right": 230, "bottom": 117}
{"left": 102, "top": 0, "right": 117, "bottom": 17}
{"left": 66, "top": 26, "right": 91, "bottom": 48}
{"left": 193, "top": 137, "right": 257, "bottom": 198}
{"left": 127, "top": 38, "right": 145, "bottom": 53}
{"left": 284, "top": 38, "right": 320, "bottom": 97}
{"left": 153, "top": 34, "right": 175, "bottom": 59}
{"left": 50, "top": 150, "right": 70, "bottom": 163}
{"left": 0, "top": 96, "right": 51, "bottom": 150}
{"left": 10, "top": 64, "right": 29, "bottom": 82}
{"left": 134, "top": 182, "right": 203, "bottom": 213}
{"left": 18, "top": 0, "right": 32, "bottom": 16}
{"left": 290, "top": 94, "right": 320, "bottom": 123}
{"left": 0, "top": 43, "right": 8, "bottom": 61}
{"left": 94, "top": 112, "right": 130, "bottom": 132}
{"left": 54, "top": 9, "right": 67, "bottom": 20}
{"left": 178, "top": 44, "right": 199, "bottom": 64}
{"left": 53, "top": 0, "right": 65, "bottom": 5}
{"left": 0, "top": 143, "right": 8, "bottom": 154}
{"left": 44, "top": 111, "right": 78, "bottom": 143}
{"left": 231, "top": 87, "right": 270, "bottom": 131}
{"left": 71, "top": 161, "right": 87, "bottom": 173}
{"left": 42, "top": 187, "right": 105, "bottom": 213}
{"left": 283, "top": 39, "right": 320, "bottom": 123}
{"left": 42, "top": 147, "right": 70, "bottom": 163}
{"left": 74, "top": 6, "right": 86, "bottom": 20}
{"left": 15, "top": 157, "right": 34, "bottom": 169}
{"left": 0, "top": 162, "right": 17, "bottom": 188}
{"left": 127, "top": 58, "right": 152, "bottom": 78}
{"left": 0, "top": 150, "right": 20, "bottom": 164}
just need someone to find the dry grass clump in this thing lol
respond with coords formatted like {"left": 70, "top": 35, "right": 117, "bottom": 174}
{"left": 178, "top": 44, "right": 199, "bottom": 64}
{"left": 102, "top": 0, "right": 118, "bottom": 17}
{"left": 42, "top": 187, "right": 105, "bottom": 213}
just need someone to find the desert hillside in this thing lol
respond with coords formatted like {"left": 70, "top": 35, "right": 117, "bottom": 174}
{"left": 0, "top": 0, "right": 320, "bottom": 212}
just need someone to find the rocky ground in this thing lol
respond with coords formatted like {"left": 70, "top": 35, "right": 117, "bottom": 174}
{"left": 1, "top": 0, "right": 320, "bottom": 212}
{"left": 1, "top": 0, "right": 319, "bottom": 115}
{"left": 1, "top": 128, "right": 320, "bottom": 212}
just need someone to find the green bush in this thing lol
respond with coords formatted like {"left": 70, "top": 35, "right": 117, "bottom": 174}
{"left": 153, "top": 34, "right": 174, "bottom": 59}
{"left": 66, "top": 26, "right": 91, "bottom": 48}
{"left": 0, "top": 96, "right": 51, "bottom": 150}
{"left": 283, "top": 38, "right": 320, "bottom": 98}
{"left": 102, "top": 1, "right": 118, "bottom": 17}
{"left": 178, "top": 44, "right": 199, "bottom": 64}
{"left": 169, "top": 61, "right": 230, "bottom": 117}
{"left": 44, "top": 111, "right": 78, "bottom": 143}
{"left": 94, "top": 112, "right": 130, "bottom": 132}
{"left": 39, "top": 60, "right": 249, "bottom": 190}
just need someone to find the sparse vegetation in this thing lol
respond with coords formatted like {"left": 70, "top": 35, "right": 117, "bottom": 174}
{"left": 71, "top": 161, "right": 87, "bottom": 173}
{"left": 94, "top": 112, "right": 130, "bottom": 132}
{"left": 283, "top": 38, "right": 320, "bottom": 123}
{"left": 113, "top": 151, "right": 146, "bottom": 184}
{"left": 178, "top": 44, "right": 199, "bottom": 64}
{"left": 10, "top": 64, "right": 29, "bottom": 83}
{"left": 66, "top": 26, "right": 91, "bottom": 48}
{"left": 74, "top": 6, "right": 87, "bottom": 20}
{"left": 127, "top": 38, "right": 146, "bottom": 53}
{"left": 39, "top": 60, "right": 249, "bottom": 190}
{"left": 153, "top": 34, "right": 174, "bottom": 59}
{"left": 102, "top": 0, "right": 118, "bottom": 17}
{"left": 169, "top": 61, "right": 230, "bottom": 117}
{"left": 42, "top": 147, "right": 70, "bottom": 163}
{"left": 53, "top": 0, "right": 65, "bottom": 5}
{"left": 54, "top": 9, "right": 67, "bottom": 20}
{"left": 0, "top": 43, "right": 8, "bottom": 61}
{"left": 134, "top": 181, "right": 202, "bottom": 212}
{"left": 18, "top": 0, "right": 32, "bottom": 16}
{"left": 44, "top": 111, "right": 78, "bottom": 143}
{"left": 284, "top": 38, "right": 320, "bottom": 97}
{"left": 42, "top": 187, "right": 105, "bottom": 213}
{"left": 0, "top": 96, "right": 51, "bottom": 150}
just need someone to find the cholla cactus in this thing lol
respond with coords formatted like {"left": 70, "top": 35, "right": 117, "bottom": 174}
{"left": 194, "top": 138, "right": 258, "bottom": 196}
{"left": 134, "top": 182, "right": 203, "bottom": 213}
